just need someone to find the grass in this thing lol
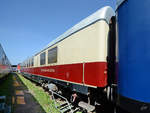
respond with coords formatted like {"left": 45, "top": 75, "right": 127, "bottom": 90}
{"left": 17, "top": 73, "right": 60, "bottom": 113}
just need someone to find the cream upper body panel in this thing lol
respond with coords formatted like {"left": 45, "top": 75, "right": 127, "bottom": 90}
{"left": 57, "top": 20, "right": 109, "bottom": 65}
{"left": 33, "top": 20, "right": 109, "bottom": 67}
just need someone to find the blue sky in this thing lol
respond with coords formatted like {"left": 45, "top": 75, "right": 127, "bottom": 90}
{"left": 0, "top": 0, "right": 116, "bottom": 65}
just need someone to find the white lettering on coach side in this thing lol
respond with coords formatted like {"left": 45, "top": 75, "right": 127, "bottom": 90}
{"left": 41, "top": 68, "right": 55, "bottom": 72}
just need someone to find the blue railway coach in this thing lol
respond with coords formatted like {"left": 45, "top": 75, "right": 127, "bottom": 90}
{"left": 117, "top": 0, "right": 150, "bottom": 113}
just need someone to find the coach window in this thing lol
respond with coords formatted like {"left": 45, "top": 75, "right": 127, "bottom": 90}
{"left": 29, "top": 59, "right": 31, "bottom": 67}
{"left": 31, "top": 58, "right": 34, "bottom": 66}
{"left": 48, "top": 47, "right": 57, "bottom": 64}
{"left": 30, "top": 59, "right": 32, "bottom": 67}
{"left": 29, "top": 60, "right": 31, "bottom": 67}
{"left": 28, "top": 60, "right": 30, "bottom": 67}
{"left": 40, "top": 52, "right": 46, "bottom": 65}
{"left": 30, "top": 59, "right": 31, "bottom": 67}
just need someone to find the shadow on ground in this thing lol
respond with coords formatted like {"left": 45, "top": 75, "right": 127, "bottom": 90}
{"left": 0, "top": 73, "right": 46, "bottom": 113}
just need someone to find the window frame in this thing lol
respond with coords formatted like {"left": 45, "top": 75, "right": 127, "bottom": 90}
{"left": 48, "top": 47, "right": 57, "bottom": 64}
{"left": 40, "top": 52, "right": 46, "bottom": 65}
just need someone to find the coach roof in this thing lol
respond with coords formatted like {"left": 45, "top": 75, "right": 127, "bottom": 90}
{"left": 36, "top": 6, "right": 115, "bottom": 55}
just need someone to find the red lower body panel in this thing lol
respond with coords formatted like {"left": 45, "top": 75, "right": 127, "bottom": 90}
{"left": 84, "top": 62, "right": 107, "bottom": 87}
{"left": 0, "top": 64, "right": 8, "bottom": 69}
{"left": 21, "top": 62, "right": 107, "bottom": 87}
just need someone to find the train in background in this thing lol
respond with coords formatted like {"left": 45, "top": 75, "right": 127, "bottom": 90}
{"left": 11, "top": 65, "right": 17, "bottom": 72}
{"left": 20, "top": 6, "right": 116, "bottom": 112}
{"left": 0, "top": 44, "right": 11, "bottom": 81}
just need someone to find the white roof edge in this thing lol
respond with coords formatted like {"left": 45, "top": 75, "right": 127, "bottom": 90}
{"left": 37, "top": 6, "right": 115, "bottom": 55}
{"left": 116, "top": 0, "right": 126, "bottom": 10}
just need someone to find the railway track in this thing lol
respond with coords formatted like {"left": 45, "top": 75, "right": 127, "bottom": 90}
{"left": 42, "top": 84, "right": 96, "bottom": 113}
{"left": 23, "top": 75, "right": 97, "bottom": 113}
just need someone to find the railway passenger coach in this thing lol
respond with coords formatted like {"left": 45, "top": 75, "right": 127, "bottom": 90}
{"left": 20, "top": 6, "right": 116, "bottom": 112}
{"left": 0, "top": 44, "right": 11, "bottom": 81}
{"left": 117, "top": 0, "right": 150, "bottom": 113}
